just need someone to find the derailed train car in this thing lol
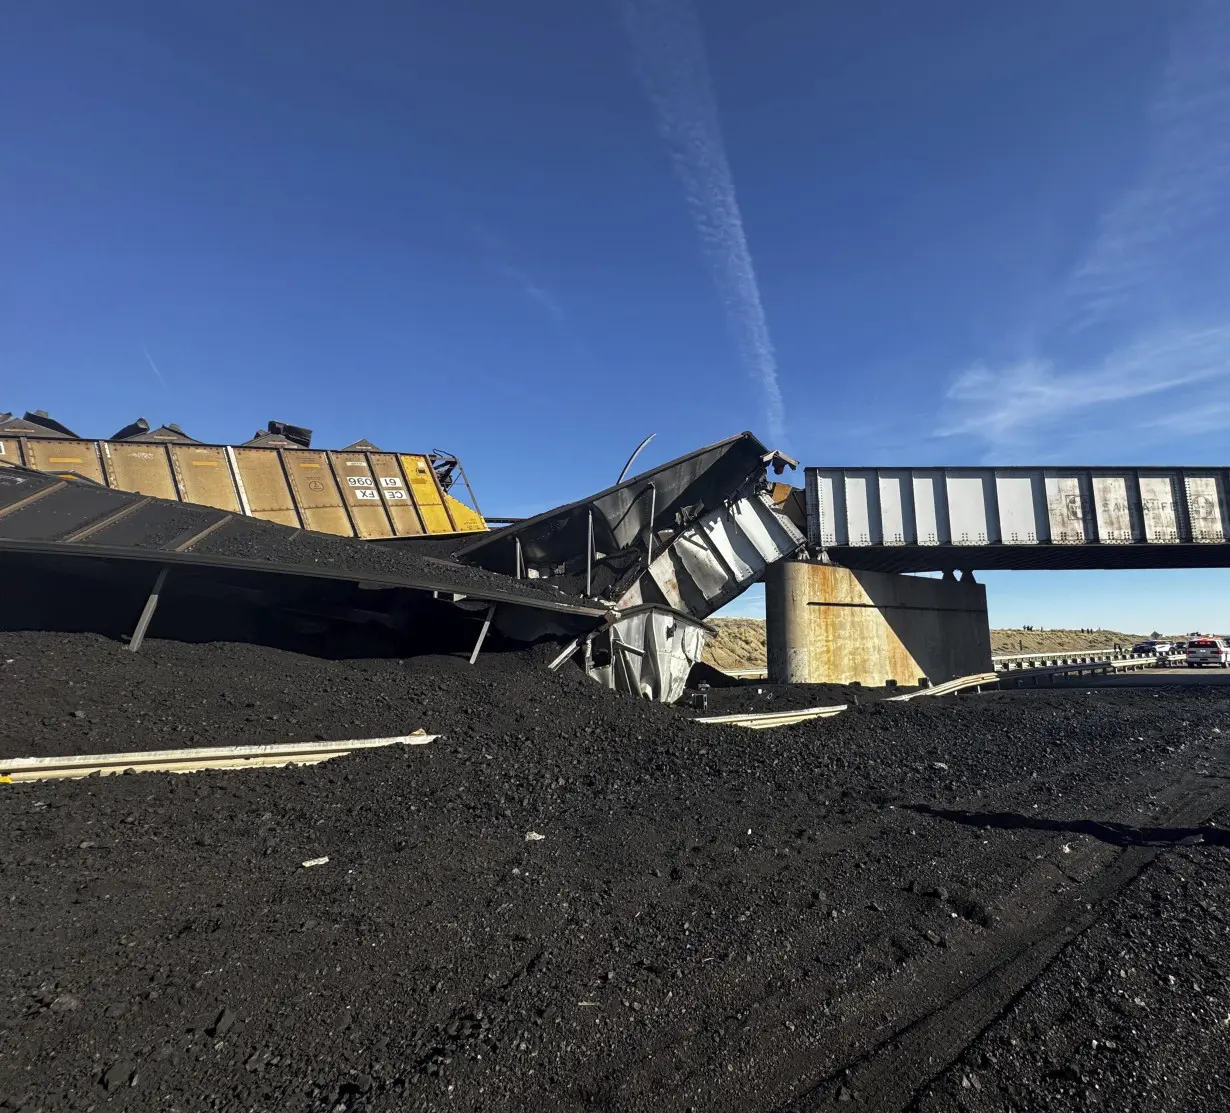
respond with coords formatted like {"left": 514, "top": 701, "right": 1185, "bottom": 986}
{"left": 0, "top": 412, "right": 804, "bottom": 701}
{"left": 0, "top": 411, "right": 486, "bottom": 538}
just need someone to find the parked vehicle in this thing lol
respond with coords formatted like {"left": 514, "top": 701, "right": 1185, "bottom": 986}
{"left": 1131, "top": 641, "right": 1158, "bottom": 656}
{"left": 1185, "top": 638, "right": 1230, "bottom": 667}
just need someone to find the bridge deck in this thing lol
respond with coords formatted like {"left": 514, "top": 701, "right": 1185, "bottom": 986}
{"left": 808, "top": 466, "right": 1230, "bottom": 571}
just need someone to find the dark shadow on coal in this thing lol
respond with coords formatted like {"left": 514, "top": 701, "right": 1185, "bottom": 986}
{"left": 0, "top": 558, "right": 541, "bottom": 662}
{"left": 906, "top": 803, "right": 1229, "bottom": 848}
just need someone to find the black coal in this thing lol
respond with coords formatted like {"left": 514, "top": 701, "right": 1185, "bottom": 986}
{"left": 2, "top": 628, "right": 1229, "bottom": 1112}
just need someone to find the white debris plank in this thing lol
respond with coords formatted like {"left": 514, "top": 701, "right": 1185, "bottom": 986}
{"left": 695, "top": 704, "right": 848, "bottom": 729}
{"left": 0, "top": 734, "right": 437, "bottom": 783}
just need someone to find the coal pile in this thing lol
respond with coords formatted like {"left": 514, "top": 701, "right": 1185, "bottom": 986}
{"left": 917, "top": 819, "right": 1230, "bottom": 1112}
{"left": 0, "top": 630, "right": 655, "bottom": 759}
{"left": 1, "top": 627, "right": 1229, "bottom": 1113}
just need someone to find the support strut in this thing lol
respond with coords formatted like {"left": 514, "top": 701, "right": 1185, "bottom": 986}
{"left": 469, "top": 603, "right": 497, "bottom": 665}
{"left": 128, "top": 567, "right": 169, "bottom": 653}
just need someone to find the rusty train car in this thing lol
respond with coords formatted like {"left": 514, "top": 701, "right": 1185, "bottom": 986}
{"left": 0, "top": 411, "right": 487, "bottom": 539}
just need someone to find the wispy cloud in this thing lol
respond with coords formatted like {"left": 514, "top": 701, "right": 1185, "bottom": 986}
{"left": 471, "top": 224, "right": 574, "bottom": 333}
{"left": 943, "top": 0, "right": 1230, "bottom": 455}
{"left": 1065, "top": 3, "right": 1230, "bottom": 330}
{"left": 1140, "top": 399, "right": 1230, "bottom": 438}
{"left": 491, "top": 260, "right": 567, "bottom": 327}
{"left": 943, "top": 326, "right": 1230, "bottom": 446}
{"left": 142, "top": 347, "right": 167, "bottom": 387}
{"left": 620, "top": 0, "right": 787, "bottom": 445}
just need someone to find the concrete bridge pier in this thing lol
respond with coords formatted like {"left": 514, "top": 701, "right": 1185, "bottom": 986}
{"left": 766, "top": 560, "right": 992, "bottom": 687}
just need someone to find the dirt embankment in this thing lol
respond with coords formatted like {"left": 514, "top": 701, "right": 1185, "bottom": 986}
{"left": 989, "top": 628, "right": 1146, "bottom": 654}
{"left": 702, "top": 618, "right": 770, "bottom": 670}
{"left": 704, "top": 619, "right": 1150, "bottom": 671}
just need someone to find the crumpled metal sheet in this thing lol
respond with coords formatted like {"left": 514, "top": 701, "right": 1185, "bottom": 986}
{"left": 585, "top": 607, "right": 711, "bottom": 704}
{"left": 618, "top": 490, "right": 805, "bottom": 620}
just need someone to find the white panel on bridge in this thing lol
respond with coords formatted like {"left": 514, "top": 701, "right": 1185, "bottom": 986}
{"left": 1186, "top": 473, "right": 1229, "bottom": 542}
{"left": 1044, "top": 474, "right": 1088, "bottom": 544}
{"left": 1092, "top": 474, "right": 1135, "bottom": 542}
{"left": 844, "top": 473, "right": 876, "bottom": 545}
{"left": 1139, "top": 475, "right": 1181, "bottom": 542}
{"left": 812, "top": 471, "right": 842, "bottom": 546}
{"left": 995, "top": 473, "right": 1041, "bottom": 543}
{"left": 877, "top": 471, "right": 913, "bottom": 544}
{"left": 912, "top": 473, "right": 944, "bottom": 544}
{"left": 945, "top": 474, "right": 990, "bottom": 545}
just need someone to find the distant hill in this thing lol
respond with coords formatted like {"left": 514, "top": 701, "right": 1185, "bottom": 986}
{"left": 703, "top": 618, "right": 1149, "bottom": 672}
{"left": 702, "top": 618, "right": 769, "bottom": 671}
{"left": 988, "top": 628, "right": 1146, "bottom": 655}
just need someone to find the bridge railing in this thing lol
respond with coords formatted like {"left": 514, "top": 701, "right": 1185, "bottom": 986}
{"left": 991, "top": 648, "right": 1163, "bottom": 672}
{"left": 998, "top": 653, "right": 1184, "bottom": 687}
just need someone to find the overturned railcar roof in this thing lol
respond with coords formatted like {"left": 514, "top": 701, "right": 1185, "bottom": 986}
{"left": 456, "top": 432, "right": 773, "bottom": 570}
{"left": 454, "top": 432, "right": 804, "bottom": 620}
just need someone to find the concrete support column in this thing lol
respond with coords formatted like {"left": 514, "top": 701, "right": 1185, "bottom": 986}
{"left": 765, "top": 560, "right": 992, "bottom": 686}
{"left": 766, "top": 559, "right": 811, "bottom": 683}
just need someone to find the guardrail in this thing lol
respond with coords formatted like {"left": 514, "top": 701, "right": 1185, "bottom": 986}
{"left": 992, "top": 648, "right": 1159, "bottom": 671}
{"left": 1114, "top": 652, "right": 1184, "bottom": 668}
{"left": 999, "top": 653, "right": 1183, "bottom": 687}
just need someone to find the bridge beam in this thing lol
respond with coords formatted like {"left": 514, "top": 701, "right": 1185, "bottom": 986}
{"left": 766, "top": 560, "right": 992, "bottom": 687}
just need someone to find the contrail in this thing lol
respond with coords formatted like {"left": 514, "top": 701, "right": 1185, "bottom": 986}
{"left": 142, "top": 347, "right": 167, "bottom": 386}
{"left": 1064, "top": 0, "right": 1230, "bottom": 333}
{"left": 620, "top": 0, "right": 786, "bottom": 444}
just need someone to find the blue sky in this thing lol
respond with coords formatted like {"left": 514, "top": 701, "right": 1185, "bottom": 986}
{"left": 2, "top": 0, "right": 1227, "bottom": 632}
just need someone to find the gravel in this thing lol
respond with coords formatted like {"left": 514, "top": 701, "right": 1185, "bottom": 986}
{"left": 1, "top": 633, "right": 1228, "bottom": 1112}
